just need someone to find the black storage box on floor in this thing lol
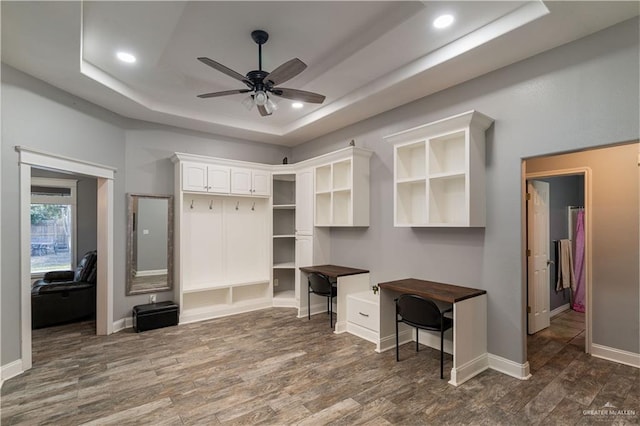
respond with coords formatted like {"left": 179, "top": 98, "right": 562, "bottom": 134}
{"left": 132, "top": 301, "right": 179, "bottom": 332}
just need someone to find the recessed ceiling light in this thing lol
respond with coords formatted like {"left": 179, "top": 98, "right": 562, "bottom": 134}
{"left": 433, "top": 14, "right": 454, "bottom": 29}
{"left": 116, "top": 51, "right": 136, "bottom": 64}
{"left": 292, "top": 102, "right": 303, "bottom": 109}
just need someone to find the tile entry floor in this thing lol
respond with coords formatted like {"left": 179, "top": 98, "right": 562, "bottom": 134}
{"left": 1, "top": 308, "right": 638, "bottom": 425}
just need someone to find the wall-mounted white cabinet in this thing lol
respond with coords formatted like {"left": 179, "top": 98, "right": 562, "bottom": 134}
{"left": 231, "top": 167, "right": 270, "bottom": 196}
{"left": 182, "top": 163, "right": 230, "bottom": 194}
{"left": 314, "top": 148, "right": 372, "bottom": 227}
{"left": 385, "top": 110, "right": 493, "bottom": 227}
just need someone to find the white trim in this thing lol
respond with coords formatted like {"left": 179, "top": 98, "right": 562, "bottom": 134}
{"left": 525, "top": 167, "right": 593, "bottom": 356}
{"left": 376, "top": 327, "right": 412, "bottom": 353}
{"left": 345, "top": 322, "right": 378, "bottom": 344}
{"left": 450, "top": 353, "right": 489, "bottom": 386}
{"left": 591, "top": 344, "right": 640, "bottom": 368}
{"left": 488, "top": 353, "right": 532, "bottom": 380}
{"left": 20, "top": 164, "right": 33, "bottom": 371}
{"left": 1, "top": 359, "right": 24, "bottom": 386}
{"left": 17, "top": 147, "right": 116, "bottom": 377}
{"left": 113, "top": 316, "right": 133, "bottom": 333}
{"left": 550, "top": 303, "right": 570, "bottom": 318}
{"left": 16, "top": 146, "right": 116, "bottom": 179}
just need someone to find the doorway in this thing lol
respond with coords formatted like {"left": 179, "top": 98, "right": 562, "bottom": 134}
{"left": 18, "top": 147, "right": 115, "bottom": 372}
{"left": 525, "top": 167, "right": 591, "bottom": 360}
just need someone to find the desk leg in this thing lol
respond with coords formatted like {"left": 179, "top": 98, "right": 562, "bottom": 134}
{"left": 449, "top": 294, "right": 488, "bottom": 386}
{"left": 334, "top": 273, "right": 370, "bottom": 334}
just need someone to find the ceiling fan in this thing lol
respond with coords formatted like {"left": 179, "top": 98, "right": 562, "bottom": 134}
{"left": 197, "top": 30, "right": 326, "bottom": 117}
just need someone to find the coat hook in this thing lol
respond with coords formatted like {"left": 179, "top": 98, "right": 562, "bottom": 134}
{"left": 190, "top": 199, "right": 194, "bottom": 209}
{"left": 209, "top": 200, "right": 213, "bottom": 210}
{"left": 235, "top": 201, "right": 239, "bottom": 210}
{"left": 251, "top": 202, "right": 255, "bottom": 211}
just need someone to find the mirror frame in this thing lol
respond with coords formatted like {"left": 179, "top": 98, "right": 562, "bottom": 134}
{"left": 126, "top": 193, "right": 174, "bottom": 295}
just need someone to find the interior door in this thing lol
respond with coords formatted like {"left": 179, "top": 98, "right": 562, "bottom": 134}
{"left": 527, "top": 180, "right": 551, "bottom": 334}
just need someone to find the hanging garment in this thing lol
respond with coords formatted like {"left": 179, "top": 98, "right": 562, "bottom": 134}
{"left": 556, "top": 239, "right": 575, "bottom": 291}
{"left": 572, "top": 210, "right": 586, "bottom": 313}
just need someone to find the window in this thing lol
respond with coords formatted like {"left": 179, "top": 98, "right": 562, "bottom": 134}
{"left": 31, "top": 178, "right": 77, "bottom": 276}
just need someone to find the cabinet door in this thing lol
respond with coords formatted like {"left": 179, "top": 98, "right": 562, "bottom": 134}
{"left": 252, "top": 170, "right": 271, "bottom": 196}
{"left": 230, "top": 167, "right": 252, "bottom": 195}
{"left": 182, "top": 163, "right": 208, "bottom": 192}
{"left": 207, "top": 166, "right": 230, "bottom": 194}
{"left": 295, "top": 169, "right": 314, "bottom": 235}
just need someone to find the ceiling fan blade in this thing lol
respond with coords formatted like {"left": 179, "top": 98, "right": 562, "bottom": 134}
{"left": 197, "top": 89, "right": 251, "bottom": 99}
{"left": 271, "top": 87, "right": 326, "bottom": 104}
{"left": 265, "top": 58, "right": 307, "bottom": 86}
{"left": 197, "top": 57, "right": 253, "bottom": 88}
{"left": 257, "top": 104, "right": 272, "bottom": 117}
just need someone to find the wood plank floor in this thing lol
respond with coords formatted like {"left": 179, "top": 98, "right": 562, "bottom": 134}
{"left": 2, "top": 308, "right": 638, "bottom": 425}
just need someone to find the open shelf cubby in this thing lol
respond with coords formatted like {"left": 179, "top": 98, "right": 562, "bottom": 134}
{"left": 315, "top": 165, "right": 332, "bottom": 193}
{"left": 396, "top": 141, "right": 426, "bottom": 180}
{"left": 332, "top": 190, "right": 352, "bottom": 226}
{"left": 396, "top": 180, "right": 427, "bottom": 226}
{"left": 273, "top": 207, "right": 295, "bottom": 236}
{"left": 315, "top": 192, "right": 332, "bottom": 225}
{"left": 273, "top": 174, "right": 296, "bottom": 206}
{"left": 332, "top": 159, "right": 351, "bottom": 190}
{"left": 429, "top": 131, "right": 466, "bottom": 176}
{"left": 429, "top": 176, "right": 466, "bottom": 225}
{"left": 232, "top": 282, "right": 270, "bottom": 304}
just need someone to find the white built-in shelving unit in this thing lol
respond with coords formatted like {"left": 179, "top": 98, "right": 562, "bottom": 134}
{"left": 314, "top": 149, "right": 372, "bottom": 227}
{"left": 172, "top": 146, "right": 369, "bottom": 325}
{"left": 272, "top": 173, "right": 297, "bottom": 307}
{"left": 385, "top": 110, "right": 493, "bottom": 227}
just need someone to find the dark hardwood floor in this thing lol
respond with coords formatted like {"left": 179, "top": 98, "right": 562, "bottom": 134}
{"left": 2, "top": 308, "right": 638, "bottom": 425}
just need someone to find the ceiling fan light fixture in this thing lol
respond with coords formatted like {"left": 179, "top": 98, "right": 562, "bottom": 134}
{"left": 266, "top": 97, "right": 278, "bottom": 112}
{"left": 254, "top": 90, "right": 268, "bottom": 106}
{"left": 241, "top": 95, "right": 255, "bottom": 111}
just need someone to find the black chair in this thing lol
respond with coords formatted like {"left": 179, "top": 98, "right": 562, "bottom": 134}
{"left": 307, "top": 273, "right": 338, "bottom": 328}
{"left": 395, "top": 294, "right": 453, "bottom": 379}
{"left": 31, "top": 250, "right": 97, "bottom": 329}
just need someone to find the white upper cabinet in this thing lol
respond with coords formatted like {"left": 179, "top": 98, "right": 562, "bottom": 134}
{"left": 231, "top": 167, "right": 270, "bottom": 196}
{"left": 314, "top": 148, "right": 372, "bottom": 227}
{"left": 182, "top": 163, "right": 230, "bottom": 194}
{"left": 385, "top": 110, "right": 494, "bottom": 227}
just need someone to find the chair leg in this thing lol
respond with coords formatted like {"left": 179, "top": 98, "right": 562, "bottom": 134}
{"left": 440, "top": 328, "right": 444, "bottom": 379}
{"left": 416, "top": 328, "right": 419, "bottom": 352}
{"left": 308, "top": 286, "right": 311, "bottom": 321}
{"left": 395, "top": 320, "right": 399, "bottom": 362}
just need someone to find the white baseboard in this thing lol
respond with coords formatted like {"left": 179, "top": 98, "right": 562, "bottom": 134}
{"left": 550, "top": 303, "right": 570, "bottom": 318}
{"left": 1, "top": 359, "right": 24, "bottom": 386}
{"left": 488, "top": 353, "right": 532, "bottom": 380}
{"left": 377, "top": 329, "right": 412, "bottom": 353}
{"left": 113, "top": 316, "right": 133, "bottom": 333}
{"left": 346, "top": 322, "right": 378, "bottom": 344}
{"left": 450, "top": 353, "right": 489, "bottom": 386}
{"left": 591, "top": 343, "right": 640, "bottom": 368}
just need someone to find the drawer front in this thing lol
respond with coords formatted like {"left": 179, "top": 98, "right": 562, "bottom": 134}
{"left": 347, "top": 297, "right": 379, "bottom": 332}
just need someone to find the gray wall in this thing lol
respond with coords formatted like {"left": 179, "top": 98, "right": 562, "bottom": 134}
{"left": 291, "top": 18, "right": 639, "bottom": 363}
{"left": 1, "top": 64, "right": 290, "bottom": 365}
{"left": 539, "top": 176, "right": 584, "bottom": 312}
{"left": 528, "top": 143, "right": 639, "bottom": 354}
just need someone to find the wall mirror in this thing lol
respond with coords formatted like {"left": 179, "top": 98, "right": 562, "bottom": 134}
{"left": 126, "top": 193, "right": 174, "bottom": 295}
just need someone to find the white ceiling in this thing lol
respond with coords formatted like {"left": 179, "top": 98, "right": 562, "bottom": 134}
{"left": 2, "top": 1, "right": 638, "bottom": 146}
